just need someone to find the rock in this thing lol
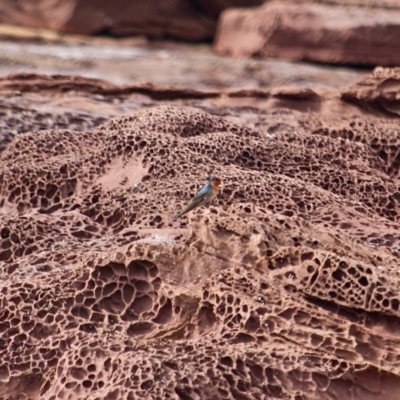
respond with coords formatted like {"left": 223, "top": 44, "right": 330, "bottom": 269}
{"left": 342, "top": 67, "right": 400, "bottom": 116}
{"left": 214, "top": 1, "right": 400, "bottom": 66}
{"left": 2, "top": 37, "right": 400, "bottom": 399}
{"left": 0, "top": 0, "right": 263, "bottom": 41}
{"left": 2, "top": 98, "right": 400, "bottom": 399}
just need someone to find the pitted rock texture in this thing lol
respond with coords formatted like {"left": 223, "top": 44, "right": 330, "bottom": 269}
{"left": 0, "top": 97, "right": 108, "bottom": 154}
{"left": 214, "top": 1, "right": 400, "bottom": 66}
{"left": 0, "top": 0, "right": 263, "bottom": 40}
{"left": 2, "top": 95, "right": 400, "bottom": 400}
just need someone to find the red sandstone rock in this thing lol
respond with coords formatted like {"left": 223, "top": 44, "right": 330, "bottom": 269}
{"left": 2, "top": 41, "right": 400, "bottom": 399}
{"left": 0, "top": 0, "right": 263, "bottom": 40}
{"left": 342, "top": 66, "right": 400, "bottom": 116}
{"left": 2, "top": 80, "right": 400, "bottom": 397}
{"left": 214, "top": 1, "right": 400, "bottom": 66}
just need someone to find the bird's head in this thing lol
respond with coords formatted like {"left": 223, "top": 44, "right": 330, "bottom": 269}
{"left": 209, "top": 176, "right": 221, "bottom": 191}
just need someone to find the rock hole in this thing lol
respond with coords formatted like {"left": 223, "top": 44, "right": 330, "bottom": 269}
{"left": 127, "top": 322, "right": 154, "bottom": 337}
{"left": 1, "top": 227, "right": 10, "bottom": 239}
{"left": 358, "top": 276, "right": 369, "bottom": 287}
{"left": 152, "top": 299, "right": 172, "bottom": 324}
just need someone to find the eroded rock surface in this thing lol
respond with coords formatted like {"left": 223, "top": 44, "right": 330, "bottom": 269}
{"left": 214, "top": 1, "right": 400, "bottom": 66}
{"left": 1, "top": 61, "right": 400, "bottom": 400}
{"left": 342, "top": 67, "right": 400, "bottom": 117}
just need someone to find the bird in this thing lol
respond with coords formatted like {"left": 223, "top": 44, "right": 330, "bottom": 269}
{"left": 174, "top": 175, "right": 221, "bottom": 220}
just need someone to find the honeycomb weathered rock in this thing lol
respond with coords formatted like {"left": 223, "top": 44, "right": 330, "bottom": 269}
{"left": 2, "top": 91, "right": 400, "bottom": 400}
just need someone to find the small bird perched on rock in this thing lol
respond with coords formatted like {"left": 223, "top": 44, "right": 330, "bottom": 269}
{"left": 174, "top": 175, "right": 221, "bottom": 220}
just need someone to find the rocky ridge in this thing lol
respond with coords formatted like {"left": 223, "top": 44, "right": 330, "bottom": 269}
{"left": 0, "top": 63, "right": 400, "bottom": 399}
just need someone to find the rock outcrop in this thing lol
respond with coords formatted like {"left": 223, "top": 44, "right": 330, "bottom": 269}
{"left": 1, "top": 26, "right": 400, "bottom": 399}
{"left": 214, "top": 1, "right": 400, "bottom": 66}
{"left": 2, "top": 80, "right": 400, "bottom": 397}
{"left": 342, "top": 67, "right": 400, "bottom": 116}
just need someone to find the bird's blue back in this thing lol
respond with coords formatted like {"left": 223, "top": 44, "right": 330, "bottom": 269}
{"left": 194, "top": 182, "right": 212, "bottom": 200}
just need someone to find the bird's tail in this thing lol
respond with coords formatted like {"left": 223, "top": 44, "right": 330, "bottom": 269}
{"left": 173, "top": 211, "right": 183, "bottom": 220}
{"left": 174, "top": 207, "right": 189, "bottom": 220}
{"left": 174, "top": 198, "right": 202, "bottom": 220}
